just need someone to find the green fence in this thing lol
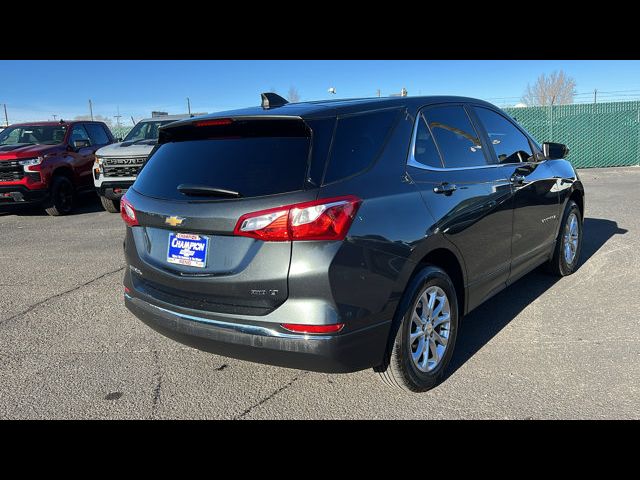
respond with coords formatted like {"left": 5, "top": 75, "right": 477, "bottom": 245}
{"left": 504, "top": 101, "right": 640, "bottom": 168}
{"left": 111, "top": 126, "right": 132, "bottom": 140}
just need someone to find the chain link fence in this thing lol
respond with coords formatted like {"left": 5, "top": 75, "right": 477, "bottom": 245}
{"left": 504, "top": 101, "right": 640, "bottom": 168}
{"left": 111, "top": 126, "right": 132, "bottom": 140}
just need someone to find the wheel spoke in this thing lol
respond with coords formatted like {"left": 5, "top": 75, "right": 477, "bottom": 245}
{"left": 427, "top": 291, "right": 436, "bottom": 317}
{"left": 433, "top": 331, "right": 448, "bottom": 347}
{"left": 431, "top": 296, "right": 445, "bottom": 319}
{"left": 432, "top": 312, "right": 450, "bottom": 328}
{"left": 412, "top": 311, "right": 425, "bottom": 326}
{"left": 429, "top": 339, "right": 439, "bottom": 364}
{"left": 410, "top": 329, "right": 424, "bottom": 343}
{"left": 412, "top": 337, "right": 426, "bottom": 364}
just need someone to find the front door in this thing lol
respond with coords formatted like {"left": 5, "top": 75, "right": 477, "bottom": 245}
{"left": 470, "top": 106, "right": 561, "bottom": 284}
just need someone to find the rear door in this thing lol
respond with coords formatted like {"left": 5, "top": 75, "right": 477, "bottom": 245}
{"left": 470, "top": 106, "right": 561, "bottom": 284}
{"left": 124, "top": 117, "right": 320, "bottom": 316}
{"left": 407, "top": 104, "right": 514, "bottom": 312}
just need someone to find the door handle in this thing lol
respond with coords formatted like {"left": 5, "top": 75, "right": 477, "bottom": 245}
{"left": 433, "top": 183, "right": 457, "bottom": 195}
{"left": 510, "top": 174, "right": 525, "bottom": 184}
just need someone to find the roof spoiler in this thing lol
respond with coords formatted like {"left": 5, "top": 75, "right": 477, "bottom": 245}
{"left": 261, "top": 92, "right": 289, "bottom": 109}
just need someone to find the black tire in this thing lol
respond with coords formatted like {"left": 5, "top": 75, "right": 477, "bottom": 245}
{"left": 547, "top": 200, "right": 582, "bottom": 276}
{"left": 375, "top": 266, "right": 459, "bottom": 392}
{"left": 100, "top": 195, "right": 120, "bottom": 213}
{"left": 44, "top": 176, "right": 74, "bottom": 216}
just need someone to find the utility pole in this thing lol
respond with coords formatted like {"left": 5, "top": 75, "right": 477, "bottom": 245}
{"left": 594, "top": 89, "right": 598, "bottom": 104}
{"left": 52, "top": 114, "right": 58, "bottom": 121}
{"left": 187, "top": 97, "right": 192, "bottom": 116}
{"left": 376, "top": 89, "right": 381, "bottom": 97}
{"left": 3, "top": 104, "right": 8, "bottom": 127}
{"left": 89, "top": 99, "right": 94, "bottom": 121}
{"left": 114, "top": 106, "right": 122, "bottom": 129}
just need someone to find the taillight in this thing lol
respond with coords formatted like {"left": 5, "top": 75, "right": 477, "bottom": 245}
{"left": 281, "top": 323, "right": 345, "bottom": 334}
{"left": 120, "top": 195, "right": 139, "bottom": 227}
{"left": 234, "top": 195, "right": 361, "bottom": 242}
{"left": 194, "top": 118, "right": 233, "bottom": 127}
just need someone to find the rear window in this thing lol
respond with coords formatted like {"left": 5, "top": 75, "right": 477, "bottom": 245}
{"left": 323, "top": 109, "right": 399, "bottom": 184}
{"left": 133, "top": 136, "right": 311, "bottom": 200}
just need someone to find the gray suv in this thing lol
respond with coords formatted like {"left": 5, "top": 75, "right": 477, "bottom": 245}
{"left": 121, "top": 93, "right": 584, "bottom": 392}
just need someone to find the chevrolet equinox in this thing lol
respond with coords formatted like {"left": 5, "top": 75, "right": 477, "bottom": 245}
{"left": 122, "top": 93, "right": 584, "bottom": 392}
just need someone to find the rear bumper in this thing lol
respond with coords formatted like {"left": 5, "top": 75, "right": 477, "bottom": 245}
{"left": 0, "top": 185, "right": 48, "bottom": 204}
{"left": 98, "top": 181, "right": 134, "bottom": 200}
{"left": 124, "top": 292, "right": 390, "bottom": 373}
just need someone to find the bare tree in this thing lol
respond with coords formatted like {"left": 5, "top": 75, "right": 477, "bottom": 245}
{"left": 287, "top": 86, "right": 301, "bottom": 103}
{"left": 522, "top": 70, "right": 576, "bottom": 106}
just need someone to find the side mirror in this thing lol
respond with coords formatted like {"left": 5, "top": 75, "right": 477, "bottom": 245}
{"left": 73, "top": 139, "right": 91, "bottom": 149}
{"left": 542, "top": 142, "right": 569, "bottom": 160}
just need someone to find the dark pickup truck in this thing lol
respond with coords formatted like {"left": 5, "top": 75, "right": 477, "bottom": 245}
{"left": 0, "top": 120, "right": 114, "bottom": 215}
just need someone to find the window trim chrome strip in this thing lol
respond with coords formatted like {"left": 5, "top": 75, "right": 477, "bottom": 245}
{"left": 406, "top": 103, "right": 541, "bottom": 172}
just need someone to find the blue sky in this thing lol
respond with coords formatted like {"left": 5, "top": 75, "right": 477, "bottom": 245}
{"left": 1, "top": 60, "right": 639, "bottom": 124}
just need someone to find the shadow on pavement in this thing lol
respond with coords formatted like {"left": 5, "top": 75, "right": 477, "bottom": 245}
{"left": 0, "top": 192, "right": 104, "bottom": 217}
{"left": 446, "top": 217, "right": 628, "bottom": 377}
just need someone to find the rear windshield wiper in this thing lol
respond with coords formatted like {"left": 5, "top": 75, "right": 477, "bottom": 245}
{"left": 177, "top": 184, "right": 242, "bottom": 198}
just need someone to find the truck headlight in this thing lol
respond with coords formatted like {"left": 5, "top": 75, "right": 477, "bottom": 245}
{"left": 19, "top": 156, "right": 44, "bottom": 172}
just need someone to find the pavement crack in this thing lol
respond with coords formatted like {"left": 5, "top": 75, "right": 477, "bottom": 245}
{"left": 234, "top": 372, "right": 307, "bottom": 419}
{"left": 150, "top": 350, "right": 162, "bottom": 418}
{"left": 0, "top": 266, "right": 125, "bottom": 325}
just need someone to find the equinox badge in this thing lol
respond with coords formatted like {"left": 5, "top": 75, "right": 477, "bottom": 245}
{"left": 165, "top": 216, "right": 185, "bottom": 227}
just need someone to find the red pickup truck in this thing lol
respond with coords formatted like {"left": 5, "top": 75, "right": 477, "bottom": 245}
{"left": 0, "top": 120, "right": 114, "bottom": 215}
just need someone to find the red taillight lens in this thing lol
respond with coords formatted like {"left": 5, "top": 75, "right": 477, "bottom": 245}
{"left": 233, "top": 195, "right": 361, "bottom": 242}
{"left": 120, "top": 196, "right": 139, "bottom": 227}
{"left": 281, "top": 323, "right": 345, "bottom": 334}
{"left": 194, "top": 118, "right": 233, "bottom": 127}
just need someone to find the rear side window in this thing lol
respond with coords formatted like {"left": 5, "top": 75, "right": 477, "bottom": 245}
{"left": 133, "top": 136, "right": 311, "bottom": 200}
{"left": 423, "top": 106, "right": 486, "bottom": 168}
{"left": 412, "top": 114, "right": 443, "bottom": 168}
{"left": 85, "top": 124, "right": 110, "bottom": 145}
{"left": 323, "top": 109, "right": 399, "bottom": 184}
{"left": 474, "top": 107, "right": 534, "bottom": 164}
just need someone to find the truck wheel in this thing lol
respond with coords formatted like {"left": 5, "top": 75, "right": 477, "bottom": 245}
{"left": 100, "top": 195, "right": 120, "bottom": 213}
{"left": 375, "top": 266, "right": 459, "bottom": 392}
{"left": 44, "top": 176, "right": 74, "bottom": 216}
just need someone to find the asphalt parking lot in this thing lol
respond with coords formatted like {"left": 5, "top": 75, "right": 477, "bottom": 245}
{"left": 1, "top": 166, "right": 638, "bottom": 419}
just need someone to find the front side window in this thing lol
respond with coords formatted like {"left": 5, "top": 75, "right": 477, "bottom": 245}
{"left": 70, "top": 125, "right": 91, "bottom": 144}
{"left": 474, "top": 107, "right": 534, "bottom": 164}
{"left": 422, "top": 105, "right": 486, "bottom": 169}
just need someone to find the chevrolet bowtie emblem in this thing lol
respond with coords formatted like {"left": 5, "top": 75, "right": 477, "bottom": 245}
{"left": 165, "top": 216, "right": 185, "bottom": 227}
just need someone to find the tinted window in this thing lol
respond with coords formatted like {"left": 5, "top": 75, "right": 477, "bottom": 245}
{"left": 306, "top": 117, "right": 336, "bottom": 186}
{"left": 70, "top": 125, "right": 91, "bottom": 144}
{"left": 474, "top": 107, "right": 533, "bottom": 164}
{"left": 133, "top": 137, "right": 311, "bottom": 200}
{"left": 423, "top": 106, "right": 486, "bottom": 168}
{"left": 412, "top": 114, "right": 443, "bottom": 168}
{"left": 324, "top": 109, "right": 399, "bottom": 184}
{"left": 85, "top": 124, "right": 110, "bottom": 145}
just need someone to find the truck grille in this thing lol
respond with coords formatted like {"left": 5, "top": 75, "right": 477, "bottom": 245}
{"left": 102, "top": 157, "right": 145, "bottom": 178}
{"left": 0, "top": 161, "right": 24, "bottom": 182}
